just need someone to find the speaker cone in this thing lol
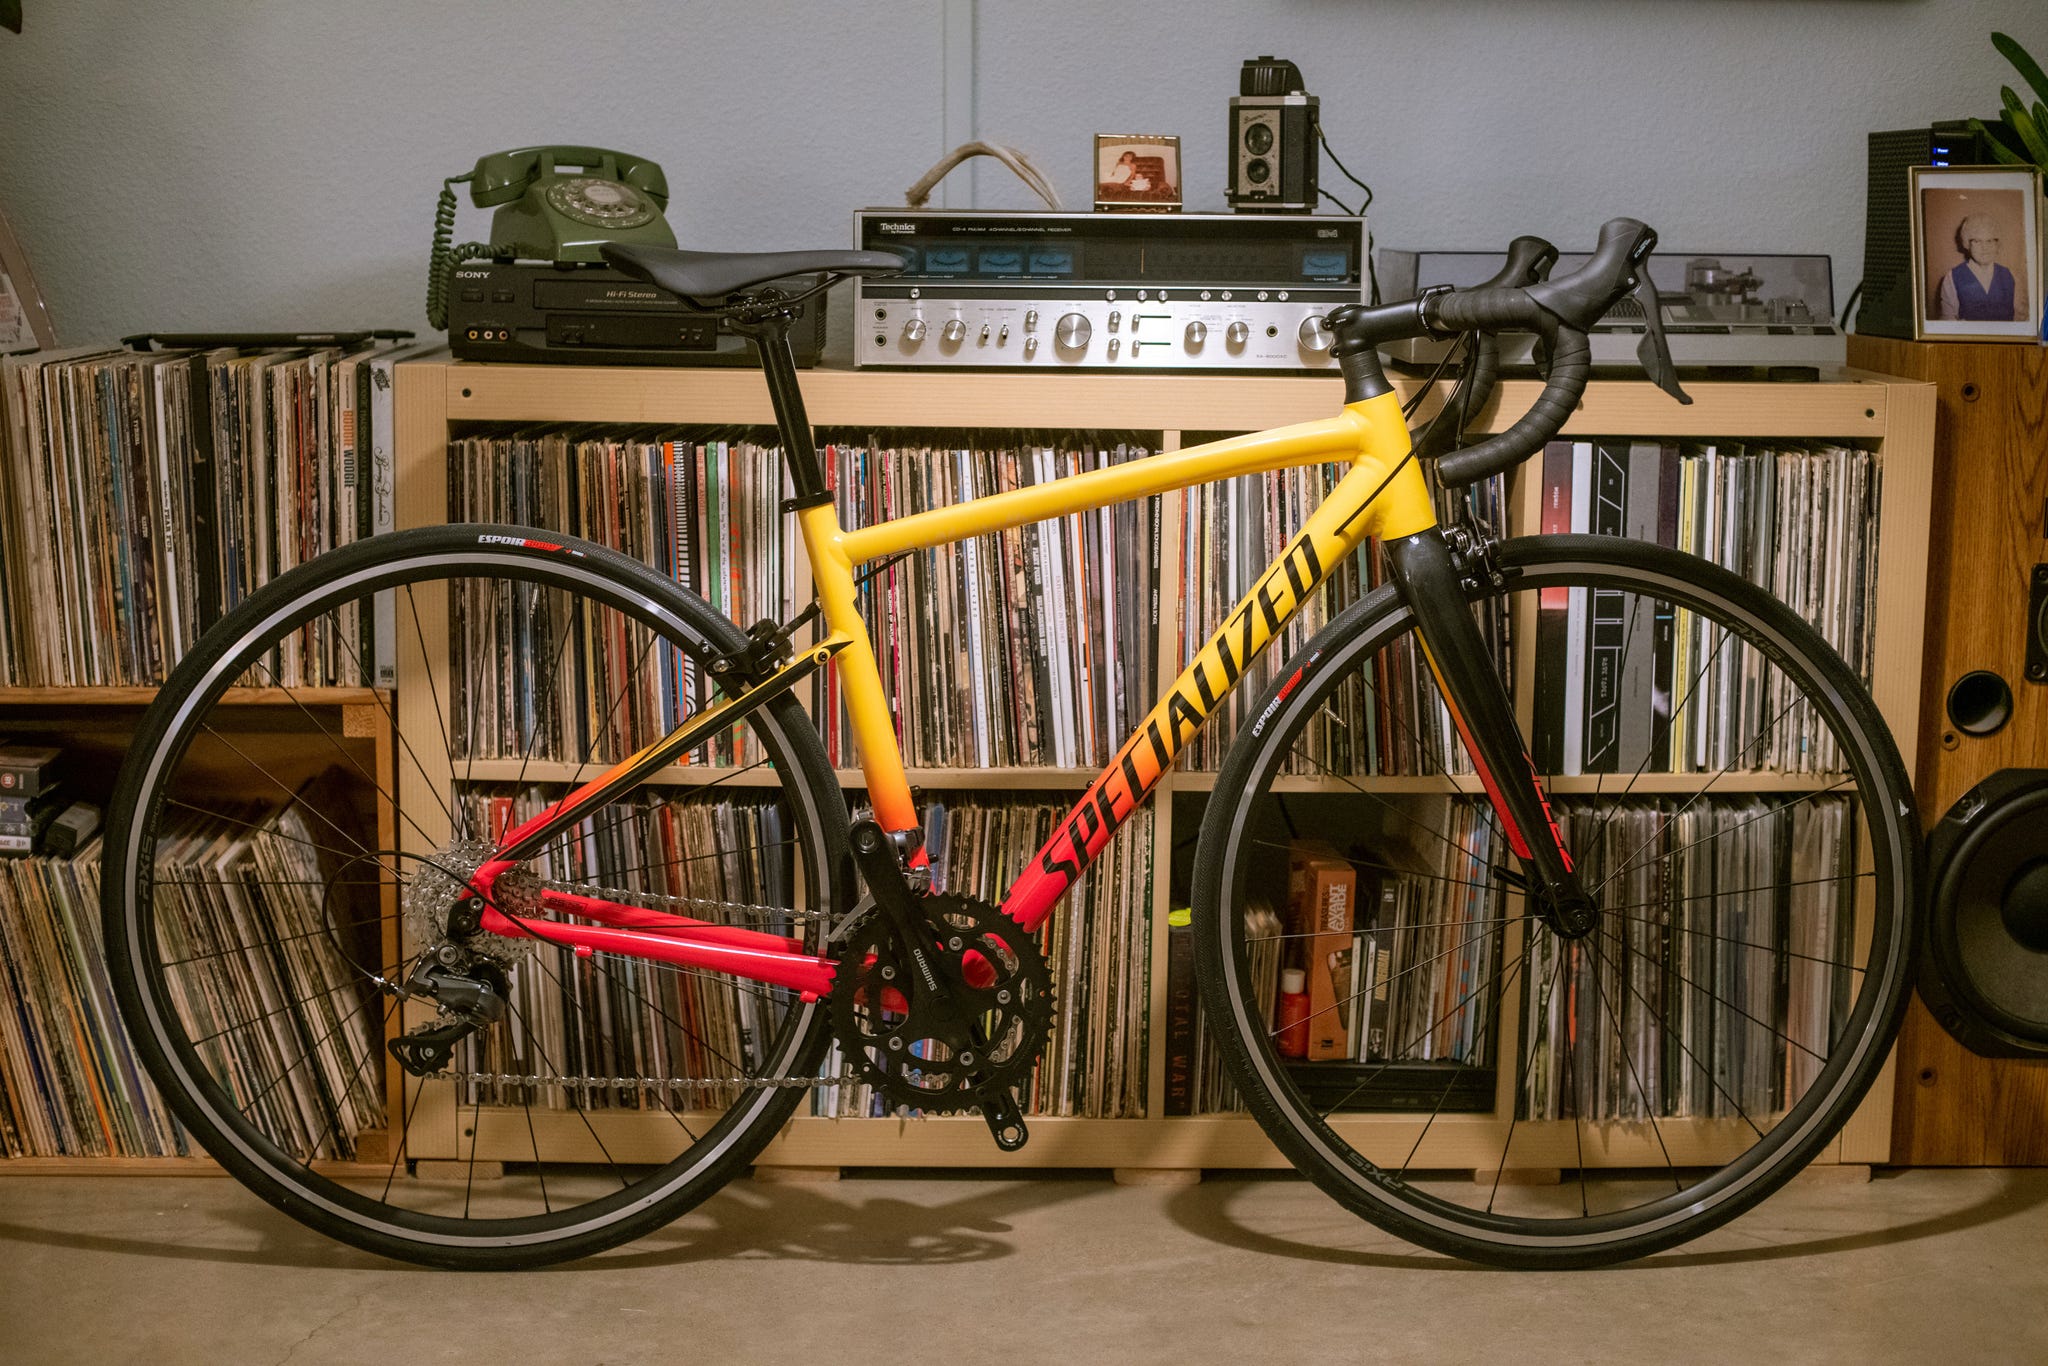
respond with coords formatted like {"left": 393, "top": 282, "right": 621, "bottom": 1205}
{"left": 1923, "top": 768, "right": 2048, "bottom": 1056}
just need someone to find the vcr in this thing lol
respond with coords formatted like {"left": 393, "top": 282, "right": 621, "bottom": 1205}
{"left": 852, "top": 209, "right": 1366, "bottom": 371}
{"left": 445, "top": 261, "right": 824, "bottom": 367}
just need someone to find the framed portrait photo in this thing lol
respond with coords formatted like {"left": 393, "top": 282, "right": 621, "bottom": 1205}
{"left": 1094, "top": 134, "right": 1182, "bottom": 212}
{"left": 0, "top": 208, "right": 56, "bottom": 354}
{"left": 1910, "top": 165, "right": 2044, "bottom": 342}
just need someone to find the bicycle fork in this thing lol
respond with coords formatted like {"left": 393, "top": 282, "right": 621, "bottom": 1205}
{"left": 1382, "top": 527, "right": 1596, "bottom": 938}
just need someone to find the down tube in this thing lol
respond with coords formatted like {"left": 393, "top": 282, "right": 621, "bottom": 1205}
{"left": 1000, "top": 454, "right": 1433, "bottom": 934}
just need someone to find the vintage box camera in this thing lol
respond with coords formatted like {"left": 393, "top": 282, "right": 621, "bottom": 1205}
{"left": 1227, "top": 55, "right": 1319, "bottom": 213}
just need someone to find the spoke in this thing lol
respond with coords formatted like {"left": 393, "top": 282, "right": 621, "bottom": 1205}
{"left": 1491, "top": 947, "right": 1562, "bottom": 1213}
{"left": 403, "top": 581, "right": 470, "bottom": 840}
{"left": 1591, "top": 691, "right": 1835, "bottom": 898}
{"left": 243, "top": 655, "right": 455, "bottom": 853}
{"left": 1595, "top": 923, "right": 1827, "bottom": 1067}
{"left": 1399, "top": 950, "right": 1525, "bottom": 1178}
{"left": 523, "top": 1097, "right": 552, "bottom": 1215}
{"left": 1600, "top": 904, "right": 1870, "bottom": 975}
{"left": 161, "top": 802, "right": 401, "bottom": 876}
{"left": 238, "top": 989, "right": 396, "bottom": 1161}
{"left": 1248, "top": 836, "right": 1502, "bottom": 894}
{"left": 504, "top": 994, "right": 631, "bottom": 1189}
{"left": 1285, "top": 729, "right": 1499, "bottom": 880}
{"left": 381, "top": 1071, "right": 426, "bottom": 1203}
{"left": 1575, "top": 615, "right": 1741, "bottom": 860}
{"left": 318, "top": 601, "right": 467, "bottom": 845}
{"left": 1562, "top": 950, "right": 1589, "bottom": 1216}
{"left": 513, "top": 931, "right": 753, "bottom": 1098}
{"left": 1585, "top": 594, "right": 1651, "bottom": 846}
{"left": 464, "top": 1088, "right": 485, "bottom": 1218}
{"left": 192, "top": 733, "right": 376, "bottom": 860}
{"left": 1582, "top": 926, "right": 1766, "bottom": 1140}
{"left": 1266, "top": 913, "right": 1519, "bottom": 1041}
{"left": 1310, "top": 912, "right": 1512, "bottom": 1118}
{"left": 161, "top": 911, "right": 398, "bottom": 970}
{"left": 1596, "top": 781, "right": 1853, "bottom": 901}
{"left": 511, "top": 577, "right": 596, "bottom": 792}
{"left": 1585, "top": 923, "right": 1683, "bottom": 1192}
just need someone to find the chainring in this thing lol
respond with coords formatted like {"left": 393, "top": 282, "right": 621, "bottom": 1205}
{"left": 829, "top": 892, "right": 1054, "bottom": 1114}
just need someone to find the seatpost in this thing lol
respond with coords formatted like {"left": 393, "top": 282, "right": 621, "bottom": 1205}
{"left": 737, "top": 312, "right": 832, "bottom": 509}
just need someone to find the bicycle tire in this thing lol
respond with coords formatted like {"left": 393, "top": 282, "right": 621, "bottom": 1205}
{"left": 102, "top": 525, "right": 851, "bottom": 1268}
{"left": 1192, "top": 535, "right": 1919, "bottom": 1268}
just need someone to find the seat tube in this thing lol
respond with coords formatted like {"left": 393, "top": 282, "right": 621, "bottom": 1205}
{"left": 747, "top": 315, "right": 830, "bottom": 503}
{"left": 1382, "top": 529, "right": 1590, "bottom": 926}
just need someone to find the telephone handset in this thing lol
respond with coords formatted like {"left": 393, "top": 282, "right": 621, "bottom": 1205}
{"left": 427, "top": 146, "right": 677, "bottom": 329}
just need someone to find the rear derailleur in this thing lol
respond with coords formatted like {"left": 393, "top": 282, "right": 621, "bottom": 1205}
{"left": 830, "top": 818, "right": 1054, "bottom": 1152}
{"left": 386, "top": 841, "right": 535, "bottom": 1078}
{"left": 387, "top": 952, "right": 510, "bottom": 1078}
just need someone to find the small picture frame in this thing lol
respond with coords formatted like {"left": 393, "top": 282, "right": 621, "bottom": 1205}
{"left": 1910, "top": 165, "right": 2044, "bottom": 342}
{"left": 0, "top": 208, "right": 55, "bottom": 354}
{"left": 1094, "top": 134, "right": 1182, "bottom": 212}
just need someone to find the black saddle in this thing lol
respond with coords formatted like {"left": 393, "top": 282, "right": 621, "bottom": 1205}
{"left": 601, "top": 243, "right": 903, "bottom": 308}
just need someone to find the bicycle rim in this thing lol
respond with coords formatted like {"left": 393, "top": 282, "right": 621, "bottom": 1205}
{"left": 102, "top": 526, "right": 846, "bottom": 1268}
{"left": 1193, "top": 536, "right": 1917, "bottom": 1268}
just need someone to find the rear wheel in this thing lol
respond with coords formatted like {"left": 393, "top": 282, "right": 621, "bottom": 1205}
{"left": 1193, "top": 536, "right": 1918, "bottom": 1268}
{"left": 102, "top": 526, "right": 849, "bottom": 1268}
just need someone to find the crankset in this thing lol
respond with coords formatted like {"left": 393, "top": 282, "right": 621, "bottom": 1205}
{"left": 831, "top": 822, "right": 1054, "bottom": 1150}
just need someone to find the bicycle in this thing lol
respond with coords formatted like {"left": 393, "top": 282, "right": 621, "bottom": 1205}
{"left": 101, "top": 218, "right": 1920, "bottom": 1269}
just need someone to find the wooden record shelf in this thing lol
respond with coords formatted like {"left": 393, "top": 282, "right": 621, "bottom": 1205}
{"left": 370, "top": 358, "right": 1935, "bottom": 1179}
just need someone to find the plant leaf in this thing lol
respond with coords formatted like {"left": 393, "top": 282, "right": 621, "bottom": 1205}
{"left": 1994, "top": 32, "right": 2048, "bottom": 109}
{"left": 2002, "top": 87, "right": 2048, "bottom": 167}
{"left": 1970, "top": 117, "right": 2028, "bottom": 165}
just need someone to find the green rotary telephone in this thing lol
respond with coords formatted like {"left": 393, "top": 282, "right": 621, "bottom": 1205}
{"left": 427, "top": 146, "right": 675, "bottom": 329}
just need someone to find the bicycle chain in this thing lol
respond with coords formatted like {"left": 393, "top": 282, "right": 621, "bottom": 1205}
{"left": 447, "top": 1069, "right": 861, "bottom": 1092}
{"left": 450, "top": 879, "right": 846, "bottom": 1093}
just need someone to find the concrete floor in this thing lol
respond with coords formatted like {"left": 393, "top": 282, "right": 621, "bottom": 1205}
{"left": 1, "top": 1168, "right": 2044, "bottom": 1365}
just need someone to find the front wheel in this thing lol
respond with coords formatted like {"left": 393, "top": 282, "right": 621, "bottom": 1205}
{"left": 1192, "top": 536, "right": 1919, "bottom": 1268}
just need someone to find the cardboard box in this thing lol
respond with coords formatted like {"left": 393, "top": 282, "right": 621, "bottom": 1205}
{"left": 1286, "top": 839, "right": 1358, "bottom": 1061}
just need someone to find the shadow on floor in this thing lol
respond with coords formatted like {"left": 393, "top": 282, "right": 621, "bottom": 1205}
{"left": 0, "top": 1168, "right": 1112, "bottom": 1273}
{"left": 1161, "top": 1167, "right": 2048, "bottom": 1271}
{"left": 0, "top": 1166, "right": 2036, "bottom": 1275}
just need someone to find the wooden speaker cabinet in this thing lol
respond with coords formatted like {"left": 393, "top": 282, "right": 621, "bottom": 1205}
{"left": 1850, "top": 335, "right": 2048, "bottom": 1164}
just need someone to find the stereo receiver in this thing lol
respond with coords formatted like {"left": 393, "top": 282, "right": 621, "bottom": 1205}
{"left": 851, "top": 210, "right": 1366, "bottom": 371}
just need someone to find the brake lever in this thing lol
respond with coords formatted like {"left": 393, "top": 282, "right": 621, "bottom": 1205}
{"left": 1630, "top": 262, "right": 1693, "bottom": 405}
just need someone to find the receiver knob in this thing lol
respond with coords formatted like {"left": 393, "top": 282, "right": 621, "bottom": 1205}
{"left": 1184, "top": 321, "right": 1207, "bottom": 349}
{"left": 1225, "top": 321, "right": 1250, "bottom": 349}
{"left": 1055, "top": 313, "right": 1092, "bottom": 353}
{"left": 941, "top": 318, "right": 967, "bottom": 344}
{"left": 1298, "top": 315, "right": 1333, "bottom": 352}
{"left": 902, "top": 318, "right": 927, "bottom": 344}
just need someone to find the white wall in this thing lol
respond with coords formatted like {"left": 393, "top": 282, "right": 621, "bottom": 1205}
{"left": 1, "top": 0, "right": 2041, "bottom": 341}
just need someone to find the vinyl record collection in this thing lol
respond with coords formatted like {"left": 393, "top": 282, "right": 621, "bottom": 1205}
{"left": 816, "top": 793, "right": 1153, "bottom": 1120}
{"left": 0, "top": 791, "right": 383, "bottom": 1159}
{"left": 1173, "top": 453, "right": 1508, "bottom": 774}
{"left": 0, "top": 340, "right": 419, "bottom": 688}
{"left": 1532, "top": 440, "right": 1880, "bottom": 776}
{"left": 1518, "top": 796, "right": 1858, "bottom": 1121}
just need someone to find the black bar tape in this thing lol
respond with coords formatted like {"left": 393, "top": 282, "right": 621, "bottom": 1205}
{"left": 1436, "top": 326, "right": 1590, "bottom": 486}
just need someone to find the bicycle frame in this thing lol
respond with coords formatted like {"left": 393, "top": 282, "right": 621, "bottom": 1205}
{"left": 467, "top": 388, "right": 1458, "bottom": 995}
